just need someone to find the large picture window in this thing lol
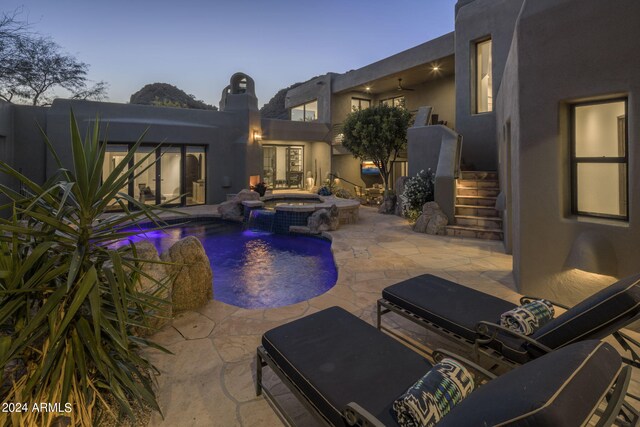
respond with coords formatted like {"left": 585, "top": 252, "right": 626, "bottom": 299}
{"left": 571, "top": 98, "right": 628, "bottom": 220}
{"left": 475, "top": 38, "right": 493, "bottom": 113}
{"left": 351, "top": 97, "right": 371, "bottom": 111}
{"left": 380, "top": 96, "right": 405, "bottom": 108}
{"left": 291, "top": 100, "right": 318, "bottom": 122}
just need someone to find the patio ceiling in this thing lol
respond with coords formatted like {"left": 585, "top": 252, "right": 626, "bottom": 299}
{"left": 344, "top": 55, "right": 455, "bottom": 95}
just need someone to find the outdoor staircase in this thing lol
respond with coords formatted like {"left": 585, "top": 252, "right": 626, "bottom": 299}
{"left": 445, "top": 171, "right": 503, "bottom": 241}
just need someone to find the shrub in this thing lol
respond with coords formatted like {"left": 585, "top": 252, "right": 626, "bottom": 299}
{"left": 317, "top": 186, "right": 332, "bottom": 196}
{"left": 334, "top": 188, "right": 352, "bottom": 199}
{"left": 400, "top": 169, "right": 435, "bottom": 219}
{"left": 0, "top": 112, "right": 174, "bottom": 426}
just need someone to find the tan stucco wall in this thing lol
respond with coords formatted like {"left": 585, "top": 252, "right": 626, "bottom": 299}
{"left": 497, "top": 0, "right": 640, "bottom": 304}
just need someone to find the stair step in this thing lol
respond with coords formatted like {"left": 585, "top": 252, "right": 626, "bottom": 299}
{"left": 455, "top": 205, "right": 500, "bottom": 217}
{"left": 457, "top": 179, "right": 500, "bottom": 189}
{"left": 460, "top": 171, "right": 498, "bottom": 180}
{"left": 455, "top": 215, "right": 503, "bottom": 229}
{"left": 445, "top": 225, "right": 504, "bottom": 241}
{"left": 456, "top": 187, "right": 500, "bottom": 197}
{"left": 456, "top": 195, "right": 497, "bottom": 207}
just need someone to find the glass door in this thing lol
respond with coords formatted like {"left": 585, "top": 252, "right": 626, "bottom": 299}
{"left": 160, "top": 147, "right": 182, "bottom": 205}
{"left": 103, "top": 144, "right": 130, "bottom": 211}
{"left": 263, "top": 146, "right": 276, "bottom": 188}
{"left": 186, "top": 146, "right": 206, "bottom": 205}
{"left": 133, "top": 146, "right": 158, "bottom": 205}
{"left": 286, "top": 146, "right": 303, "bottom": 188}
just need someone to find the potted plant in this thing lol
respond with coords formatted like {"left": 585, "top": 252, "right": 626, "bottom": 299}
{"left": 253, "top": 181, "right": 268, "bottom": 197}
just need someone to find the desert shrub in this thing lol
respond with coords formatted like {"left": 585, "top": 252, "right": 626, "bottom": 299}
{"left": 334, "top": 188, "right": 352, "bottom": 199}
{"left": 317, "top": 186, "right": 332, "bottom": 196}
{"left": 0, "top": 111, "right": 174, "bottom": 426}
{"left": 400, "top": 169, "right": 435, "bottom": 218}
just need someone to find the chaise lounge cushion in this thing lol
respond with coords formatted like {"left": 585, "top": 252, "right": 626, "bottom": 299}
{"left": 382, "top": 275, "right": 532, "bottom": 362}
{"left": 531, "top": 273, "right": 640, "bottom": 351}
{"left": 382, "top": 275, "right": 518, "bottom": 342}
{"left": 262, "top": 306, "right": 432, "bottom": 426}
{"left": 438, "top": 340, "right": 622, "bottom": 426}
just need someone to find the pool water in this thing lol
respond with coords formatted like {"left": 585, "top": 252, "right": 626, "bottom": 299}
{"left": 120, "top": 221, "right": 337, "bottom": 309}
{"left": 262, "top": 198, "right": 321, "bottom": 210}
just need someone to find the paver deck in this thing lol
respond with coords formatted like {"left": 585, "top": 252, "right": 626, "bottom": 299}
{"left": 146, "top": 205, "right": 640, "bottom": 427}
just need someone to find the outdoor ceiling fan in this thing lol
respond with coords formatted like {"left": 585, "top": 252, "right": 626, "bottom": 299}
{"left": 396, "top": 78, "right": 415, "bottom": 91}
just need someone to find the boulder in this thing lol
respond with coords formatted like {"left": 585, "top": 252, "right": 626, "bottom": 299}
{"left": 378, "top": 194, "right": 396, "bottom": 214}
{"left": 218, "top": 189, "right": 260, "bottom": 220}
{"left": 133, "top": 240, "right": 172, "bottom": 334}
{"left": 394, "top": 176, "right": 410, "bottom": 216}
{"left": 413, "top": 201, "right": 449, "bottom": 235}
{"left": 308, "top": 204, "right": 340, "bottom": 233}
{"left": 161, "top": 236, "right": 213, "bottom": 312}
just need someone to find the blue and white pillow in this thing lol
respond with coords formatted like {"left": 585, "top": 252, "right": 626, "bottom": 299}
{"left": 393, "top": 358, "right": 475, "bottom": 427}
{"left": 500, "top": 299, "right": 555, "bottom": 335}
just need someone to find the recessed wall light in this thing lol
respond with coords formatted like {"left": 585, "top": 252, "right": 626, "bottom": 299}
{"left": 365, "top": 86, "right": 371, "bottom": 91}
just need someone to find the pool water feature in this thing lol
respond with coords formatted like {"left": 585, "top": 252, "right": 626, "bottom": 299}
{"left": 246, "top": 209, "right": 276, "bottom": 232}
{"left": 122, "top": 220, "right": 337, "bottom": 309}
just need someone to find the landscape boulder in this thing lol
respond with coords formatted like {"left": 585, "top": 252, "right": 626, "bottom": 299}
{"left": 132, "top": 240, "right": 172, "bottom": 335}
{"left": 413, "top": 201, "right": 449, "bottom": 235}
{"left": 161, "top": 236, "right": 213, "bottom": 312}
{"left": 378, "top": 194, "right": 396, "bottom": 214}
{"left": 308, "top": 204, "right": 340, "bottom": 233}
{"left": 218, "top": 189, "right": 260, "bottom": 220}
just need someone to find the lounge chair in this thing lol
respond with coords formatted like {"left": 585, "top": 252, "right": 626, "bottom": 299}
{"left": 378, "top": 273, "right": 640, "bottom": 369}
{"left": 256, "top": 306, "right": 636, "bottom": 426}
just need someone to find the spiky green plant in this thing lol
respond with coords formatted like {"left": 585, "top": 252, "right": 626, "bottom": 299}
{"left": 0, "top": 111, "right": 177, "bottom": 426}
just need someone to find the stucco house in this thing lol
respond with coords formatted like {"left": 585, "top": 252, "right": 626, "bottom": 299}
{"left": 0, "top": 0, "right": 638, "bottom": 305}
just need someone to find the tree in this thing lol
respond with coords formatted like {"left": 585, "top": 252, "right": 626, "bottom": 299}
{"left": 0, "top": 10, "right": 107, "bottom": 105}
{"left": 341, "top": 104, "right": 413, "bottom": 193}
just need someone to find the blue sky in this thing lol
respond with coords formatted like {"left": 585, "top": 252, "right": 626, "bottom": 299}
{"left": 3, "top": 0, "right": 457, "bottom": 107}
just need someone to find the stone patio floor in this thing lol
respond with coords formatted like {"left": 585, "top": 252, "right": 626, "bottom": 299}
{"left": 145, "top": 205, "right": 640, "bottom": 427}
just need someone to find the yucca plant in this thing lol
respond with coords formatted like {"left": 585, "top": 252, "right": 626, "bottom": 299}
{"left": 0, "top": 111, "right": 177, "bottom": 426}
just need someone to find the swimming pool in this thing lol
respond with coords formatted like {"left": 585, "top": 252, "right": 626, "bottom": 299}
{"left": 122, "top": 220, "right": 338, "bottom": 309}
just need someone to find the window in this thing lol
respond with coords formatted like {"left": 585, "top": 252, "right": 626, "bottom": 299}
{"left": 571, "top": 98, "right": 628, "bottom": 220}
{"left": 291, "top": 100, "right": 318, "bottom": 122}
{"left": 380, "top": 96, "right": 405, "bottom": 108}
{"left": 475, "top": 38, "right": 493, "bottom": 113}
{"left": 351, "top": 97, "right": 371, "bottom": 111}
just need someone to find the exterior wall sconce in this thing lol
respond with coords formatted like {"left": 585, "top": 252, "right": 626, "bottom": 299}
{"left": 253, "top": 131, "right": 262, "bottom": 142}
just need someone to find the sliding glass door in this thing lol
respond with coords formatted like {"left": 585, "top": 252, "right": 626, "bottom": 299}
{"left": 103, "top": 144, "right": 206, "bottom": 209}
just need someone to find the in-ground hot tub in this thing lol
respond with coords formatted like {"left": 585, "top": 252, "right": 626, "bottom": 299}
{"left": 243, "top": 193, "right": 360, "bottom": 233}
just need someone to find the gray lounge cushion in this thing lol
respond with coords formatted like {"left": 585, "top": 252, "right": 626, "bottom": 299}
{"left": 382, "top": 274, "right": 531, "bottom": 363}
{"left": 532, "top": 273, "right": 640, "bottom": 351}
{"left": 382, "top": 274, "right": 518, "bottom": 341}
{"left": 439, "top": 340, "right": 622, "bottom": 426}
{"left": 262, "top": 306, "right": 432, "bottom": 426}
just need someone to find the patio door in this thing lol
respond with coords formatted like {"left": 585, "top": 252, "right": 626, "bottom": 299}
{"left": 103, "top": 144, "right": 206, "bottom": 209}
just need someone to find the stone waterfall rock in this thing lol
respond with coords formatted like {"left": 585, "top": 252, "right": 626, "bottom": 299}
{"left": 308, "top": 204, "right": 340, "bottom": 233}
{"left": 161, "top": 236, "right": 213, "bottom": 312}
{"left": 413, "top": 201, "right": 449, "bottom": 235}
{"left": 218, "top": 189, "right": 260, "bottom": 220}
{"left": 132, "top": 240, "right": 172, "bottom": 336}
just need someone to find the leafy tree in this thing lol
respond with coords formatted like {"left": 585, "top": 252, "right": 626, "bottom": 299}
{"left": 0, "top": 10, "right": 107, "bottom": 105}
{"left": 341, "top": 104, "right": 413, "bottom": 193}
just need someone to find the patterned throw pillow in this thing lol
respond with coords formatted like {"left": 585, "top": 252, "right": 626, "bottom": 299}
{"left": 393, "top": 358, "right": 475, "bottom": 427}
{"left": 500, "top": 300, "right": 555, "bottom": 335}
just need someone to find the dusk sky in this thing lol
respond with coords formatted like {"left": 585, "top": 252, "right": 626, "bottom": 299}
{"left": 3, "top": 0, "right": 457, "bottom": 108}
